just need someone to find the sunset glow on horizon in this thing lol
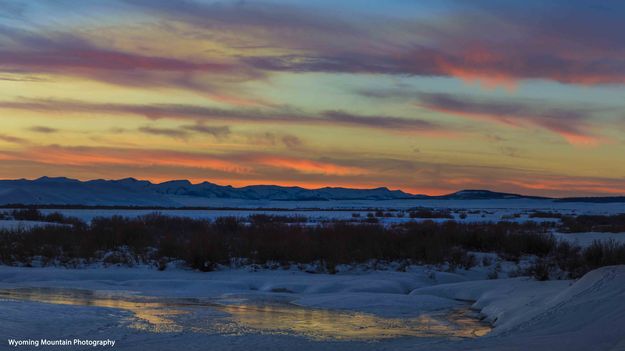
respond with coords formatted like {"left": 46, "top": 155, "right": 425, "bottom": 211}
{"left": 1, "top": 0, "right": 625, "bottom": 197}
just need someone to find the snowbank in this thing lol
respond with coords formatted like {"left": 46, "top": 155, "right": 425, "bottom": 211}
{"left": 411, "top": 265, "right": 625, "bottom": 351}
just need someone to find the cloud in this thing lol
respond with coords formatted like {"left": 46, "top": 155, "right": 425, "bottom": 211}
{"left": 247, "top": 132, "right": 303, "bottom": 149}
{"left": 0, "top": 144, "right": 369, "bottom": 178}
{"left": 0, "top": 47, "right": 234, "bottom": 73}
{"left": 136, "top": 0, "right": 625, "bottom": 86}
{"left": 0, "top": 98, "right": 442, "bottom": 133}
{"left": 281, "top": 134, "right": 302, "bottom": 148}
{"left": 138, "top": 126, "right": 189, "bottom": 140}
{"left": 0, "top": 24, "right": 259, "bottom": 98}
{"left": 321, "top": 110, "right": 434, "bottom": 130}
{"left": 4, "top": 1, "right": 625, "bottom": 90}
{"left": 141, "top": 124, "right": 232, "bottom": 140}
{"left": 252, "top": 156, "right": 367, "bottom": 176}
{"left": 415, "top": 92, "right": 603, "bottom": 145}
{"left": 29, "top": 126, "right": 58, "bottom": 133}
{"left": 181, "top": 124, "right": 231, "bottom": 138}
{"left": 242, "top": 46, "right": 625, "bottom": 88}
{"left": 0, "top": 145, "right": 251, "bottom": 174}
{"left": 0, "top": 134, "right": 28, "bottom": 144}
{"left": 0, "top": 74, "right": 47, "bottom": 82}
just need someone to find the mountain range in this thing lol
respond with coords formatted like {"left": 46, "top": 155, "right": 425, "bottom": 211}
{"left": 0, "top": 177, "right": 619, "bottom": 207}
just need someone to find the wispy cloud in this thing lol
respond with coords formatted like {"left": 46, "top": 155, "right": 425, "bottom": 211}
{"left": 252, "top": 156, "right": 367, "bottom": 176}
{"left": 0, "top": 24, "right": 259, "bottom": 98}
{"left": 181, "top": 124, "right": 231, "bottom": 138}
{"left": 5, "top": 1, "right": 625, "bottom": 89}
{"left": 0, "top": 98, "right": 442, "bottom": 133}
{"left": 0, "top": 145, "right": 251, "bottom": 174}
{"left": 0, "top": 144, "right": 367, "bottom": 177}
{"left": 138, "top": 126, "right": 189, "bottom": 140}
{"left": 0, "top": 134, "right": 28, "bottom": 144}
{"left": 28, "top": 126, "right": 58, "bottom": 133}
{"left": 247, "top": 132, "right": 303, "bottom": 149}
{"left": 416, "top": 92, "right": 605, "bottom": 145}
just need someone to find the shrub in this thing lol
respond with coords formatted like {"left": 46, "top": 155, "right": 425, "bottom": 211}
{"left": 560, "top": 214, "right": 625, "bottom": 233}
{"left": 487, "top": 269, "right": 499, "bottom": 279}
{"left": 584, "top": 239, "right": 625, "bottom": 268}
{"left": 526, "top": 259, "right": 551, "bottom": 281}
{"left": 408, "top": 208, "right": 453, "bottom": 219}
{"left": 529, "top": 211, "right": 563, "bottom": 219}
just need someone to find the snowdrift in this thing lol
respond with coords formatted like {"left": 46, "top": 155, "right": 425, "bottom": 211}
{"left": 412, "top": 265, "right": 625, "bottom": 350}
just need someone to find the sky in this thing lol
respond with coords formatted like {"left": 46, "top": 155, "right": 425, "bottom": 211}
{"left": 0, "top": 0, "right": 624, "bottom": 197}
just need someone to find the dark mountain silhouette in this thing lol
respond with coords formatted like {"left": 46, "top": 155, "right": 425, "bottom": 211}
{"left": 0, "top": 177, "right": 620, "bottom": 206}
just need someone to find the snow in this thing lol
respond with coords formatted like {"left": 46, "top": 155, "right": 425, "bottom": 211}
{"left": 0, "top": 220, "right": 63, "bottom": 230}
{"left": 1, "top": 265, "right": 624, "bottom": 350}
{"left": 410, "top": 277, "right": 572, "bottom": 332}
{"left": 0, "top": 197, "right": 609, "bottom": 225}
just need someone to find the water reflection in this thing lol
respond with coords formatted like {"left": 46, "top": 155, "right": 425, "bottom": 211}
{"left": 0, "top": 288, "right": 490, "bottom": 341}
{"left": 0, "top": 288, "right": 186, "bottom": 333}
{"left": 215, "top": 303, "right": 490, "bottom": 340}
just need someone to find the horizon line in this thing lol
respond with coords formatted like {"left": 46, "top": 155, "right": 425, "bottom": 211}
{"left": 2, "top": 176, "right": 624, "bottom": 199}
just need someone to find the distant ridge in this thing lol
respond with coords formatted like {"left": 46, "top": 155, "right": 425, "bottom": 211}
{"left": 555, "top": 196, "right": 625, "bottom": 203}
{"left": 0, "top": 177, "right": 417, "bottom": 206}
{"left": 434, "top": 189, "right": 548, "bottom": 200}
{"left": 0, "top": 177, "right": 621, "bottom": 206}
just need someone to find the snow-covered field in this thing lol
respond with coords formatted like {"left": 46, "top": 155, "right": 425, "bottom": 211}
{"left": 26, "top": 199, "right": 624, "bottom": 222}
{"left": 1, "top": 265, "right": 624, "bottom": 350}
{"left": 1, "top": 200, "right": 624, "bottom": 350}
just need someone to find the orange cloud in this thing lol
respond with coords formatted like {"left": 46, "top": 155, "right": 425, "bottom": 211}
{"left": 253, "top": 156, "right": 367, "bottom": 176}
{"left": 502, "top": 179, "right": 625, "bottom": 195}
{"left": 555, "top": 131, "right": 600, "bottom": 147}
{"left": 9, "top": 146, "right": 252, "bottom": 174}
{"left": 433, "top": 47, "right": 518, "bottom": 91}
{"left": 1, "top": 145, "right": 368, "bottom": 179}
{"left": 438, "top": 64, "right": 517, "bottom": 91}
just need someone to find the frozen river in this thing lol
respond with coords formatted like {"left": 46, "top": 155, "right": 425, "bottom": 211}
{"left": 0, "top": 287, "right": 489, "bottom": 341}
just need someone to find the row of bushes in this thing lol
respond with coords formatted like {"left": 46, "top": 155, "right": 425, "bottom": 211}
{"left": 6, "top": 209, "right": 84, "bottom": 226}
{"left": 6, "top": 208, "right": 625, "bottom": 230}
{"left": 526, "top": 239, "right": 625, "bottom": 280}
{"left": 364, "top": 209, "right": 453, "bottom": 219}
{"left": 2, "top": 213, "right": 624, "bottom": 277}
{"left": 560, "top": 214, "right": 625, "bottom": 233}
